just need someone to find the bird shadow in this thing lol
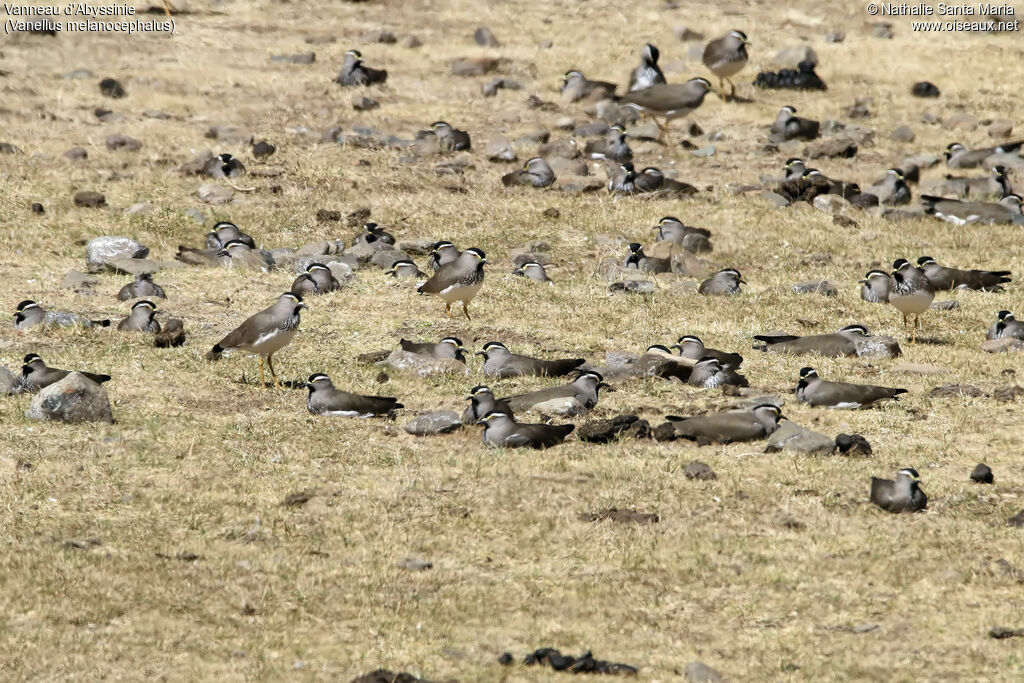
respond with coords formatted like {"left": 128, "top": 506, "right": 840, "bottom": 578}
{"left": 234, "top": 375, "right": 306, "bottom": 389}
{"left": 905, "top": 336, "right": 953, "bottom": 346}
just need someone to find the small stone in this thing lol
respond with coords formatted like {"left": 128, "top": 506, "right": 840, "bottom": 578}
{"left": 684, "top": 461, "right": 716, "bottom": 480}
{"left": 397, "top": 557, "right": 432, "bottom": 571}
{"left": 928, "top": 384, "right": 985, "bottom": 399}
{"left": 485, "top": 135, "right": 516, "bottom": 162}
{"left": 205, "top": 125, "right": 254, "bottom": 145}
{"left": 401, "top": 35, "right": 423, "bottom": 48}
{"left": 931, "top": 300, "right": 958, "bottom": 311}
{"left": 450, "top": 57, "right": 502, "bottom": 77}
{"left": 982, "top": 338, "right": 1024, "bottom": 354}
{"left": 106, "top": 134, "right": 142, "bottom": 152}
{"left": 574, "top": 122, "right": 609, "bottom": 138}
{"left": 609, "top": 280, "right": 655, "bottom": 294}
{"left": 812, "top": 194, "right": 852, "bottom": 214}
{"left": 989, "top": 626, "right": 1024, "bottom": 638}
{"left": 854, "top": 335, "right": 902, "bottom": 359}
{"left": 684, "top": 660, "right": 724, "bottom": 682}
{"left": 920, "top": 111, "right": 940, "bottom": 125}
{"left": 764, "top": 422, "right": 835, "bottom": 455}
{"left": 0, "top": 142, "right": 22, "bottom": 154}
{"left": 674, "top": 26, "right": 704, "bottom": 41}
{"left": 555, "top": 116, "right": 575, "bottom": 129}
{"left": 971, "top": 463, "right": 994, "bottom": 484}
{"left": 543, "top": 207, "right": 560, "bottom": 218}
{"left": 911, "top": 81, "right": 940, "bottom": 98}
{"left": 835, "top": 433, "right": 872, "bottom": 456}
{"left": 380, "top": 351, "right": 469, "bottom": 378}
{"left": 773, "top": 45, "right": 818, "bottom": 68}
{"left": 792, "top": 280, "right": 838, "bottom": 297}
{"left": 692, "top": 145, "right": 716, "bottom": 158}
{"left": 63, "top": 146, "right": 88, "bottom": 161}
{"left": 805, "top": 137, "right": 857, "bottom": 159}
{"left": 85, "top": 236, "right": 148, "bottom": 272}
{"left": 943, "top": 113, "right": 979, "bottom": 132}
{"left": 852, "top": 623, "right": 880, "bottom": 634}
{"left": 125, "top": 202, "right": 155, "bottom": 215}
{"left": 352, "top": 95, "right": 379, "bottom": 111}
{"left": 825, "top": 29, "right": 845, "bottom": 43}
{"left": 481, "top": 78, "right": 521, "bottom": 97}
{"left": 653, "top": 422, "right": 677, "bottom": 442}
{"left": 0, "top": 367, "right": 16, "bottom": 396}
{"left": 196, "top": 183, "right": 235, "bottom": 205}
{"left": 474, "top": 26, "right": 500, "bottom": 46}
{"left": 988, "top": 118, "right": 1013, "bottom": 138}
{"left": 890, "top": 125, "right": 916, "bottom": 143}
{"left": 26, "top": 373, "right": 113, "bottom": 424}
{"left": 577, "top": 415, "right": 640, "bottom": 443}
{"left": 359, "top": 29, "right": 397, "bottom": 44}
{"left": 870, "top": 22, "right": 894, "bottom": 38}
{"left": 98, "top": 77, "right": 126, "bottom": 98}
{"left": 143, "top": 109, "right": 173, "bottom": 119}
{"left": 31, "top": 202, "right": 44, "bottom": 214}
{"left": 404, "top": 411, "right": 462, "bottom": 436}
{"left": 325, "top": 261, "right": 355, "bottom": 285}
{"left": 1009, "top": 511, "right": 1024, "bottom": 529}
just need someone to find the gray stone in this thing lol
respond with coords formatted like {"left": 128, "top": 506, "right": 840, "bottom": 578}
{"left": 529, "top": 397, "right": 587, "bottom": 416}
{"left": 982, "top": 338, "right": 1024, "bottom": 353}
{"left": 86, "top": 236, "right": 149, "bottom": 273}
{"left": 485, "top": 135, "right": 517, "bottom": 162}
{"left": 890, "top": 125, "right": 916, "bottom": 143}
{"left": 61, "top": 68, "right": 94, "bottom": 79}
{"left": 684, "top": 461, "right": 716, "bottom": 480}
{"left": 183, "top": 208, "right": 206, "bottom": 224}
{"left": 555, "top": 116, "right": 575, "bottom": 130}
{"left": 674, "top": 26, "right": 704, "bottom": 41}
{"left": 0, "top": 366, "right": 16, "bottom": 396}
{"left": 105, "top": 134, "right": 142, "bottom": 152}
{"left": 684, "top": 661, "right": 724, "bottom": 682}
{"left": 825, "top": 29, "right": 845, "bottom": 43}
{"left": 370, "top": 248, "right": 410, "bottom": 269}
{"left": 125, "top": 202, "right": 156, "bottom": 215}
{"left": 360, "top": 29, "right": 397, "bottom": 44}
{"left": 764, "top": 421, "right": 835, "bottom": 455}
{"left": 379, "top": 351, "right": 469, "bottom": 378}
{"left": 63, "top": 146, "right": 88, "bottom": 161}
{"left": 943, "top": 113, "right": 979, "bottom": 131}
{"left": 474, "top": 26, "right": 500, "bottom": 47}
{"left": 25, "top": 373, "right": 113, "bottom": 424}
{"left": 196, "top": 183, "right": 235, "bottom": 205}
{"left": 74, "top": 191, "right": 106, "bottom": 208}
{"left": 988, "top": 118, "right": 1013, "bottom": 138}
{"left": 610, "top": 280, "right": 655, "bottom": 294}
{"left": 792, "top": 280, "right": 838, "bottom": 297}
{"left": 325, "top": 261, "right": 355, "bottom": 285}
{"left": 205, "top": 125, "right": 254, "bottom": 145}
{"left": 352, "top": 95, "right": 379, "bottom": 111}
{"left": 397, "top": 556, "right": 432, "bottom": 571}
{"left": 931, "top": 300, "right": 959, "bottom": 310}
{"left": 773, "top": 45, "right": 818, "bottom": 68}
{"left": 401, "top": 35, "right": 423, "bottom": 48}
{"left": 855, "top": 335, "right": 902, "bottom": 359}
{"left": 692, "top": 145, "right": 716, "bottom": 158}
{"left": 404, "top": 411, "right": 463, "bottom": 435}
{"left": 395, "top": 238, "right": 435, "bottom": 255}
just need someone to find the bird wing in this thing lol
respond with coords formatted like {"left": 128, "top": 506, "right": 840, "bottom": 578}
{"left": 216, "top": 306, "right": 276, "bottom": 350}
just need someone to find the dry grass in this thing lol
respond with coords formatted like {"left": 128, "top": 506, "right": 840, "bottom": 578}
{"left": 1, "top": 0, "right": 1024, "bottom": 679}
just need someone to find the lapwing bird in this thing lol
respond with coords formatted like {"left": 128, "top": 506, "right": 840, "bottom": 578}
{"left": 770, "top": 106, "right": 819, "bottom": 141}
{"left": 416, "top": 248, "right": 487, "bottom": 320}
{"left": 117, "top": 272, "right": 166, "bottom": 301}
{"left": 512, "top": 261, "right": 553, "bottom": 284}
{"left": 698, "top": 268, "right": 744, "bottom": 295}
{"left": 635, "top": 167, "right": 697, "bottom": 196}
{"left": 584, "top": 123, "right": 632, "bottom": 163}
{"left": 625, "top": 242, "right": 670, "bottom": 273}
{"left": 206, "top": 292, "right": 306, "bottom": 389}
{"left": 920, "top": 193, "right": 1023, "bottom": 225}
{"left": 203, "top": 152, "right": 246, "bottom": 179}
{"left": 219, "top": 240, "right": 272, "bottom": 272}
{"left": 175, "top": 245, "right": 223, "bottom": 267}
{"left": 501, "top": 158, "right": 556, "bottom": 188}
{"left": 290, "top": 263, "right": 341, "bottom": 295}
{"left": 334, "top": 49, "right": 387, "bottom": 86}
{"left": 688, "top": 357, "right": 748, "bottom": 389}
{"left": 20, "top": 353, "right": 111, "bottom": 392}
{"left": 117, "top": 300, "right": 161, "bottom": 333}
{"left": 304, "top": 373, "right": 402, "bottom": 417}
{"left": 561, "top": 70, "right": 617, "bottom": 102}
{"left": 783, "top": 157, "right": 807, "bottom": 181}
{"left": 916, "top": 256, "right": 1011, "bottom": 291}
{"left": 400, "top": 337, "right": 469, "bottom": 362}
{"left": 796, "top": 367, "right": 906, "bottom": 409}
{"left": 870, "top": 468, "right": 927, "bottom": 513}
{"left": 702, "top": 30, "right": 750, "bottom": 99}
{"left": 477, "top": 410, "right": 575, "bottom": 449}
{"left": 205, "top": 220, "right": 255, "bottom": 250}
{"left": 889, "top": 259, "right": 934, "bottom": 343}
{"left": 505, "top": 371, "right": 609, "bottom": 413}
{"left": 617, "top": 78, "right": 713, "bottom": 141}
{"left": 13, "top": 300, "right": 110, "bottom": 330}
{"left": 667, "top": 404, "right": 783, "bottom": 444}
{"left": 944, "top": 141, "right": 1023, "bottom": 169}
{"left": 929, "top": 165, "right": 1013, "bottom": 199}
{"left": 386, "top": 259, "right": 426, "bottom": 278}
{"left": 672, "top": 335, "right": 743, "bottom": 368}
{"left": 654, "top": 217, "right": 712, "bottom": 253}
{"left": 476, "top": 341, "right": 584, "bottom": 378}
{"left": 462, "top": 385, "right": 515, "bottom": 425}
{"left": 608, "top": 162, "right": 639, "bottom": 194}
{"left": 865, "top": 168, "right": 911, "bottom": 206}
{"left": 859, "top": 269, "right": 891, "bottom": 304}
{"left": 429, "top": 241, "right": 461, "bottom": 271}
{"left": 429, "top": 121, "right": 471, "bottom": 152}
{"left": 754, "top": 324, "right": 871, "bottom": 357}
{"left": 627, "top": 43, "right": 665, "bottom": 92}
{"left": 986, "top": 310, "right": 1024, "bottom": 340}
{"left": 354, "top": 222, "right": 396, "bottom": 246}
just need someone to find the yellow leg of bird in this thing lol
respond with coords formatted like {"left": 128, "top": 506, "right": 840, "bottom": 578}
{"left": 444, "top": 303, "right": 451, "bottom": 319}
{"left": 163, "top": 0, "right": 173, "bottom": 16}
{"left": 727, "top": 77, "right": 736, "bottom": 100}
{"left": 462, "top": 303, "right": 471, "bottom": 321}
{"left": 267, "top": 354, "right": 282, "bottom": 390}
{"left": 258, "top": 357, "right": 266, "bottom": 388}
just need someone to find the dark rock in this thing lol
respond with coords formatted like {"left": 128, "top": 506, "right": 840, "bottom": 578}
{"left": 764, "top": 422, "right": 835, "bottom": 455}
{"left": 154, "top": 319, "right": 186, "bottom": 348}
{"left": 989, "top": 626, "right": 1024, "bottom": 639}
{"left": 890, "top": 125, "right": 916, "bottom": 143}
{"left": 316, "top": 208, "right": 341, "bottom": 222}
{"left": 911, "top": 81, "right": 940, "bottom": 98}
{"left": 350, "top": 669, "right": 429, "bottom": 683}
{"left": 835, "top": 433, "right": 872, "bottom": 456}
{"left": 0, "top": 142, "right": 23, "bottom": 154}
{"left": 971, "top": 463, "right": 994, "bottom": 484}
{"left": 347, "top": 207, "right": 372, "bottom": 227}
{"left": 252, "top": 140, "right": 276, "bottom": 158}
{"left": 870, "top": 21, "right": 894, "bottom": 38}
{"left": 653, "top": 422, "right": 677, "bottom": 442}
{"left": 577, "top": 414, "right": 640, "bottom": 443}
{"left": 684, "top": 460, "right": 716, "bottom": 480}
{"left": 0, "top": 367, "right": 17, "bottom": 396}
{"left": 481, "top": 77, "right": 521, "bottom": 97}
{"left": 1009, "top": 511, "right": 1024, "bottom": 528}
{"left": 684, "top": 660, "right": 724, "bottom": 682}
{"left": 753, "top": 60, "right": 827, "bottom": 91}
{"left": 792, "top": 280, "right": 838, "bottom": 297}
{"left": 106, "top": 134, "right": 142, "bottom": 152}
{"left": 543, "top": 207, "right": 560, "bottom": 218}
{"left": 63, "top": 146, "right": 88, "bottom": 161}
{"left": 994, "top": 385, "right": 1024, "bottom": 402}
{"left": 579, "top": 508, "right": 659, "bottom": 524}
{"left": 928, "top": 384, "right": 985, "bottom": 399}
{"left": 359, "top": 29, "right": 397, "bottom": 44}
{"left": 98, "top": 77, "right": 126, "bottom": 98}
{"left": 474, "top": 26, "right": 500, "bottom": 47}
{"left": 31, "top": 202, "right": 45, "bottom": 214}
{"left": 485, "top": 135, "right": 516, "bottom": 162}
{"left": 205, "top": 125, "right": 254, "bottom": 145}
{"left": 283, "top": 491, "right": 313, "bottom": 507}
{"left": 805, "top": 137, "right": 857, "bottom": 159}
{"left": 26, "top": 373, "right": 113, "bottom": 424}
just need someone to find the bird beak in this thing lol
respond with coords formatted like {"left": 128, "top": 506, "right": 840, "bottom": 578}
{"left": 739, "top": 279, "right": 748, "bottom": 285}
{"left": 598, "top": 382, "right": 612, "bottom": 391}
{"left": 458, "top": 347, "right": 470, "bottom": 354}
{"left": 858, "top": 279, "right": 867, "bottom": 284}
{"left": 669, "top": 343, "right": 683, "bottom": 352}
{"left": 512, "top": 269, "right": 523, "bottom": 276}
{"left": 481, "top": 259, "right": 490, "bottom": 265}
{"left": 474, "top": 350, "right": 486, "bottom": 356}
{"left": 778, "top": 414, "right": 788, "bottom": 421}
{"left": 303, "top": 382, "right": 312, "bottom": 389}
{"left": 465, "top": 396, "right": 474, "bottom": 401}
{"left": 475, "top": 417, "right": 487, "bottom": 425}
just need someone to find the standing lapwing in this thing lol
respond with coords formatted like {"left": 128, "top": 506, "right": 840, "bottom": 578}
{"left": 416, "top": 248, "right": 488, "bottom": 320}
{"left": 617, "top": 78, "right": 713, "bottom": 141}
{"left": 888, "top": 259, "right": 934, "bottom": 343}
{"left": 206, "top": 292, "right": 307, "bottom": 389}
{"left": 702, "top": 30, "right": 750, "bottom": 99}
